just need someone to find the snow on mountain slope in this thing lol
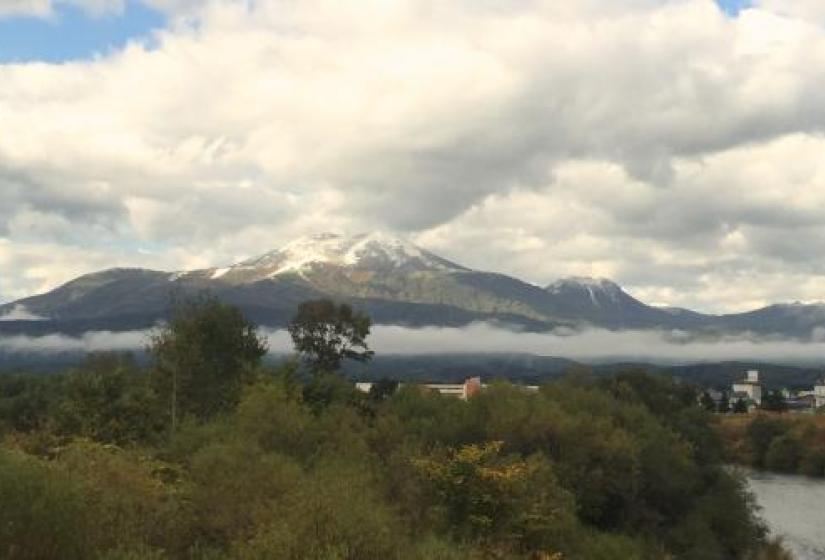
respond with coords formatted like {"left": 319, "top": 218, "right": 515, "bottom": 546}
{"left": 198, "top": 232, "right": 467, "bottom": 282}
{"left": 545, "top": 277, "right": 625, "bottom": 307}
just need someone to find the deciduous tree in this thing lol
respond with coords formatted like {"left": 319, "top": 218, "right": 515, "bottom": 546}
{"left": 150, "top": 295, "right": 267, "bottom": 431}
{"left": 287, "top": 299, "right": 373, "bottom": 373}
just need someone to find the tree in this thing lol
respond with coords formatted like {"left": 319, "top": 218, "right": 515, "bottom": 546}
{"left": 0, "top": 449, "right": 93, "bottom": 560}
{"left": 761, "top": 390, "right": 787, "bottom": 413}
{"left": 765, "top": 434, "right": 802, "bottom": 473}
{"left": 746, "top": 416, "right": 788, "bottom": 468}
{"left": 150, "top": 295, "right": 267, "bottom": 431}
{"left": 368, "top": 378, "right": 399, "bottom": 402}
{"left": 733, "top": 398, "right": 749, "bottom": 414}
{"left": 287, "top": 299, "right": 373, "bottom": 373}
{"left": 413, "top": 441, "right": 575, "bottom": 550}
{"left": 718, "top": 392, "right": 731, "bottom": 414}
{"left": 55, "top": 359, "right": 162, "bottom": 445}
{"left": 700, "top": 391, "right": 717, "bottom": 412}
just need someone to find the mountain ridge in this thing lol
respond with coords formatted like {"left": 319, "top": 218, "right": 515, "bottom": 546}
{"left": 2, "top": 231, "right": 825, "bottom": 340}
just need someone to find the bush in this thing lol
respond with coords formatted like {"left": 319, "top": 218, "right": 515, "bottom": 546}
{"left": 55, "top": 440, "right": 190, "bottom": 554}
{"left": 0, "top": 449, "right": 93, "bottom": 560}
{"left": 746, "top": 416, "right": 788, "bottom": 468}
{"left": 236, "top": 460, "right": 403, "bottom": 560}
{"left": 188, "top": 443, "right": 302, "bottom": 547}
{"left": 764, "top": 434, "right": 803, "bottom": 473}
{"left": 800, "top": 448, "right": 825, "bottom": 477}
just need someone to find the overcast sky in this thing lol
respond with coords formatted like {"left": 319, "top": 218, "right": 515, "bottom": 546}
{"left": 1, "top": 0, "right": 824, "bottom": 313}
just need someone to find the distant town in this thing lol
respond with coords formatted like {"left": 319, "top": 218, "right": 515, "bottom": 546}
{"left": 357, "top": 370, "right": 825, "bottom": 414}
{"left": 705, "top": 370, "right": 825, "bottom": 414}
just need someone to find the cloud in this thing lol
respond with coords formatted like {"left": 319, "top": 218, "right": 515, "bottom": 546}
{"left": 0, "top": 0, "right": 128, "bottom": 18}
{"left": 6, "top": 323, "right": 825, "bottom": 365}
{"left": 0, "top": 329, "right": 148, "bottom": 353}
{"left": 0, "top": 304, "right": 46, "bottom": 321}
{"left": 757, "top": 0, "right": 825, "bottom": 22}
{"left": 418, "top": 134, "right": 825, "bottom": 312}
{"left": 0, "top": 0, "right": 53, "bottom": 17}
{"left": 1, "top": 0, "right": 825, "bottom": 313}
{"left": 0, "top": 0, "right": 214, "bottom": 19}
{"left": 264, "top": 323, "right": 825, "bottom": 365}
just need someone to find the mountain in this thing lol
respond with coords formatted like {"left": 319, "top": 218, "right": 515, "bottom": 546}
{"left": 0, "top": 232, "right": 569, "bottom": 334}
{"left": 188, "top": 232, "right": 468, "bottom": 282}
{"left": 542, "top": 277, "right": 707, "bottom": 329}
{"left": 1, "top": 231, "right": 825, "bottom": 340}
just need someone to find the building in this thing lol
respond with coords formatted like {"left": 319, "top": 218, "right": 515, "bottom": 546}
{"left": 356, "top": 377, "right": 540, "bottom": 400}
{"left": 731, "top": 370, "right": 762, "bottom": 409}
{"left": 423, "top": 377, "right": 482, "bottom": 400}
{"left": 786, "top": 394, "right": 816, "bottom": 412}
{"left": 355, "top": 377, "right": 483, "bottom": 400}
{"left": 355, "top": 382, "right": 374, "bottom": 393}
{"left": 815, "top": 379, "right": 825, "bottom": 409}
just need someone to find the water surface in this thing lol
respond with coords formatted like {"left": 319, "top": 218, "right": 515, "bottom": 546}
{"left": 745, "top": 469, "right": 825, "bottom": 560}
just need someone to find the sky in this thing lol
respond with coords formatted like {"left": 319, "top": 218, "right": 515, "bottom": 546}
{"left": 0, "top": 0, "right": 824, "bottom": 314}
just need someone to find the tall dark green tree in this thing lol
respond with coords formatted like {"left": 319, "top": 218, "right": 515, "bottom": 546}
{"left": 733, "top": 398, "right": 749, "bottom": 414}
{"left": 288, "top": 299, "right": 374, "bottom": 373}
{"left": 150, "top": 295, "right": 267, "bottom": 430}
{"left": 368, "top": 378, "right": 399, "bottom": 402}
{"left": 761, "top": 390, "right": 788, "bottom": 413}
{"left": 55, "top": 353, "right": 161, "bottom": 444}
{"left": 700, "top": 391, "right": 717, "bottom": 412}
{"left": 718, "top": 392, "right": 731, "bottom": 414}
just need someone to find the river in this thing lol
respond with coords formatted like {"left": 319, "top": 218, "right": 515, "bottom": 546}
{"left": 745, "top": 469, "right": 825, "bottom": 559}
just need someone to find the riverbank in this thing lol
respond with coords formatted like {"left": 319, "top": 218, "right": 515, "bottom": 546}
{"left": 717, "top": 413, "right": 825, "bottom": 477}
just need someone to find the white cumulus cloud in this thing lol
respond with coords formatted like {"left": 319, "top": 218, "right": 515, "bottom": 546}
{"left": 1, "top": 0, "right": 824, "bottom": 313}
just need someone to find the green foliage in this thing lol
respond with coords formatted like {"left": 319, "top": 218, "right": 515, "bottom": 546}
{"left": 55, "top": 359, "right": 163, "bottom": 445}
{"left": 764, "top": 433, "right": 803, "bottom": 473}
{"left": 413, "top": 441, "right": 577, "bottom": 555}
{"left": 761, "top": 391, "right": 787, "bottom": 413}
{"left": 235, "top": 379, "right": 312, "bottom": 456}
{"left": 236, "top": 460, "right": 403, "bottom": 560}
{"left": 721, "top": 413, "right": 825, "bottom": 478}
{"left": 288, "top": 298, "right": 373, "bottom": 373}
{"left": 54, "top": 440, "right": 189, "bottom": 555}
{"left": 150, "top": 294, "right": 267, "bottom": 428}
{"left": 0, "top": 292, "right": 786, "bottom": 560}
{"left": 701, "top": 391, "right": 717, "bottom": 412}
{"left": 0, "top": 373, "right": 58, "bottom": 432}
{"left": 719, "top": 392, "right": 731, "bottom": 413}
{"left": 0, "top": 448, "right": 92, "bottom": 560}
{"left": 368, "top": 377, "right": 399, "bottom": 402}
{"left": 746, "top": 416, "right": 789, "bottom": 468}
{"left": 734, "top": 398, "right": 750, "bottom": 413}
{"left": 302, "top": 370, "right": 362, "bottom": 412}
{"left": 189, "top": 443, "right": 302, "bottom": 545}
{"left": 799, "top": 448, "right": 825, "bottom": 477}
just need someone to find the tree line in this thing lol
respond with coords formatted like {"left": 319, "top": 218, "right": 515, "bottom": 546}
{"left": 0, "top": 296, "right": 791, "bottom": 559}
{"left": 717, "top": 412, "right": 825, "bottom": 477}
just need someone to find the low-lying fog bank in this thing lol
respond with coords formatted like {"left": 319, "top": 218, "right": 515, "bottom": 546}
{"left": 1, "top": 323, "right": 824, "bottom": 366}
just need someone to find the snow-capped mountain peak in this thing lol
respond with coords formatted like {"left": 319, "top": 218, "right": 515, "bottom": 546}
{"left": 545, "top": 277, "right": 625, "bottom": 306}
{"left": 546, "top": 276, "right": 622, "bottom": 293}
{"left": 203, "top": 232, "right": 466, "bottom": 282}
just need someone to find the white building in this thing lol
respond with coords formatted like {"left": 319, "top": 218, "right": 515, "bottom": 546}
{"left": 815, "top": 379, "right": 825, "bottom": 410}
{"left": 732, "top": 370, "right": 762, "bottom": 407}
{"left": 355, "top": 382, "right": 374, "bottom": 393}
{"left": 355, "top": 377, "right": 484, "bottom": 400}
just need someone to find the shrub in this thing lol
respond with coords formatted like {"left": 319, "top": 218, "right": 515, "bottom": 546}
{"left": 764, "top": 434, "right": 803, "bottom": 473}
{"left": 0, "top": 449, "right": 92, "bottom": 560}
{"left": 236, "top": 460, "right": 403, "bottom": 560}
